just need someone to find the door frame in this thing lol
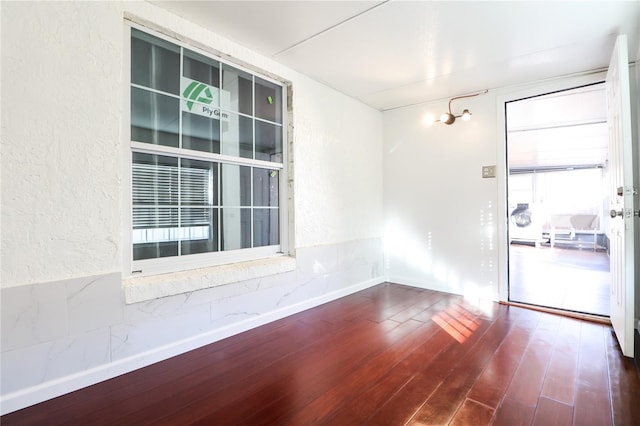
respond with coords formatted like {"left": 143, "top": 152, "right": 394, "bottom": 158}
{"left": 496, "top": 71, "right": 609, "bottom": 303}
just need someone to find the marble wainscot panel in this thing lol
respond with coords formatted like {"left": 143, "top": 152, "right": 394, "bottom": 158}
{"left": 1, "top": 273, "right": 121, "bottom": 402}
{"left": 0, "top": 238, "right": 384, "bottom": 414}
{"left": 1, "top": 328, "right": 111, "bottom": 395}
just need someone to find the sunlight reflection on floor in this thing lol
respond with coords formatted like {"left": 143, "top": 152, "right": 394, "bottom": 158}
{"left": 431, "top": 303, "right": 483, "bottom": 343}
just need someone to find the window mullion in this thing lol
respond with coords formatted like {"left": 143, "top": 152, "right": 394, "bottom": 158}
{"left": 150, "top": 45, "right": 158, "bottom": 146}
{"left": 177, "top": 158, "right": 182, "bottom": 257}
{"left": 177, "top": 46, "right": 184, "bottom": 257}
{"left": 217, "top": 162, "right": 221, "bottom": 251}
{"left": 251, "top": 75, "right": 256, "bottom": 248}
{"left": 152, "top": 154, "right": 160, "bottom": 259}
{"left": 250, "top": 167, "right": 254, "bottom": 249}
{"left": 131, "top": 83, "right": 180, "bottom": 100}
{"left": 252, "top": 74, "right": 256, "bottom": 160}
{"left": 131, "top": 142, "right": 283, "bottom": 170}
{"left": 218, "top": 62, "right": 223, "bottom": 253}
{"left": 179, "top": 46, "right": 184, "bottom": 149}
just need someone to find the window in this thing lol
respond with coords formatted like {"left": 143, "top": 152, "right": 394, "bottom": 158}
{"left": 129, "top": 28, "right": 286, "bottom": 275}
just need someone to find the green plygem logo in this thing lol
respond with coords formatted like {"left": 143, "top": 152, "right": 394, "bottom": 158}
{"left": 183, "top": 81, "right": 214, "bottom": 110}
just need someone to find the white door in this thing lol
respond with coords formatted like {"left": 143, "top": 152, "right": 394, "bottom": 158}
{"left": 606, "top": 34, "right": 635, "bottom": 358}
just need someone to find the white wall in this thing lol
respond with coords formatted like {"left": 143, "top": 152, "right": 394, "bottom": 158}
{"left": 0, "top": 0, "right": 384, "bottom": 413}
{"left": 383, "top": 94, "right": 499, "bottom": 301}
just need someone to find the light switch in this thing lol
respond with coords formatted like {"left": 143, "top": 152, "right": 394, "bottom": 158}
{"left": 482, "top": 165, "right": 496, "bottom": 178}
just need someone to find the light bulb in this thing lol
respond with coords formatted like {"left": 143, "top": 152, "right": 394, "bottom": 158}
{"left": 461, "top": 109, "right": 471, "bottom": 121}
{"left": 440, "top": 113, "right": 455, "bottom": 125}
{"left": 423, "top": 114, "right": 435, "bottom": 125}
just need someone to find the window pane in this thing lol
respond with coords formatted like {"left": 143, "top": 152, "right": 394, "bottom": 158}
{"left": 221, "top": 113, "right": 253, "bottom": 158}
{"left": 221, "top": 64, "right": 252, "bottom": 115}
{"left": 253, "top": 209, "right": 279, "bottom": 247}
{"left": 131, "top": 87, "right": 179, "bottom": 147}
{"left": 132, "top": 153, "right": 179, "bottom": 261}
{"left": 221, "top": 164, "right": 251, "bottom": 207}
{"left": 255, "top": 77, "right": 282, "bottom": 123}
{"left": 183, "top": 50, "right": 220, "bottom": 88}
{"left": 253, "top": 169, "right": 279, "bottom": 207}
{"left": 132, "top": 153, "right": 178, "bottom": 205}
{"left": 180, "top": 159, "right": 217, "bottom": 206}
{"left": 133, "top": 241, "right": 179, "bottom": 261}
{"left": 255, "top": 121, "right": 282, "bottom": 162}
{"left": 221, "top": 208, "right": 251, "bottom": 250}
{"left": 132, "top": 207, "right": 179, "bottom": 260}
{"left": 130, "top": 29, "right": 286, "bottom": 265}
{"left": 131, "top": 29, "right": 180, "bottom": 95}
{"left": 182, "top": 111, "right": 220, "bottom": 153}
{"left": 180, "top": 208, "right": 218, "bottom": 254}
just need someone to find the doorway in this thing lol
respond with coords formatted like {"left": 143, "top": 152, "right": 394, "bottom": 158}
{"left": 506, "top": 83, "right": 611, "bottom": 317}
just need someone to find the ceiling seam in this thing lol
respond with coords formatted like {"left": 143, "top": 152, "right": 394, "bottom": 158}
{"left": 272, "top": 0, "right": 391, "bottom": 58}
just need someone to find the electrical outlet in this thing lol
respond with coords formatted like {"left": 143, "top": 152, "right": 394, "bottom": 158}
{"left": 482, "top": 165, "right": 496, "bottom": 178}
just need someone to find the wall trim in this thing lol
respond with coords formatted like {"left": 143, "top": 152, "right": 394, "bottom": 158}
{"left": 387, "top": 276, "right": 463, "bottom": 297}
{"left": 0, "top": 276, "right": 384, "bottom": 415}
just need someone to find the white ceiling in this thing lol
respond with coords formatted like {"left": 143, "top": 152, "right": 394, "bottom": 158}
{"left": 151, "top": 0, "right": 639, "bottom": 111}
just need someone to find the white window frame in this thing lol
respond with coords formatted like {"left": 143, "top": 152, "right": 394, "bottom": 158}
{"left": 123, "top": 23, "right": 289, "bottom": 278}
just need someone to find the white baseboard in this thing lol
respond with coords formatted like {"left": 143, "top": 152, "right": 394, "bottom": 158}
{"left": 388, "top": 276, "right": 500, "bottom": 303}
{"left": 387, "top": 276, "right": 461, "bottom": 295}
{"left": 0, "top": 276, "right": 384, "bottom": 415}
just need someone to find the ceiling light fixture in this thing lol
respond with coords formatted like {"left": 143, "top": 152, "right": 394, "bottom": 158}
{"left": 427, "top": 90, "right": 488, "bottom": 125}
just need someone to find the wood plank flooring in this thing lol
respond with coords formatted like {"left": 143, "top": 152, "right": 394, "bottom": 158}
{"left": 509, "top": 244, "right": 610, "bottom": 316}
{"left": 3, "top": 283, "right": 639, "bottom": 425}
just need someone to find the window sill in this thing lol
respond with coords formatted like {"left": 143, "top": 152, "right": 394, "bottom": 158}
{"left": 123, "top": 256, "right": 296, "bottom": 304}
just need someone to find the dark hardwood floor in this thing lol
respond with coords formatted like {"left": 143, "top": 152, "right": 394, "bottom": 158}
{"left": 3, "top": 283, "right": 639, "bottom": 425}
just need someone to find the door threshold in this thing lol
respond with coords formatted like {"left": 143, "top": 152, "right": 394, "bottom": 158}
{"left": 500, "top": 301, "right": 611, "bottom": 325}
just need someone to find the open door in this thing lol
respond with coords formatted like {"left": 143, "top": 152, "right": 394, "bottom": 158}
{"left": 606, "top": 34, "right": 635, "bottom": 358}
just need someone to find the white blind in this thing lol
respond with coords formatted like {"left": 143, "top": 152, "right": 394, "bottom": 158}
{"left": 180, "top": 167, "right": 212, "bottom": 205}
{"left": 132, "top": 163, "right": 178, "bottom": 205}
{"left": 133, "top": 207, "right": 178, "bottom": 229}
{"left": 133, "top": 161, "right": 213, "bottom": 229}
{"left": 181, "top": 208, "right": 211, "bottom": 226}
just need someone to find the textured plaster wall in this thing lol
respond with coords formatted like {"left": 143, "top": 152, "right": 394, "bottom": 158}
{"left": 1, "top": 1, "right": 124, "bottom": 287}
{"left": 294, "top": 78, "right": 383, "bottom": 247}
{"left": 0, "top": 1, "right": 383, "bottom": 288}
